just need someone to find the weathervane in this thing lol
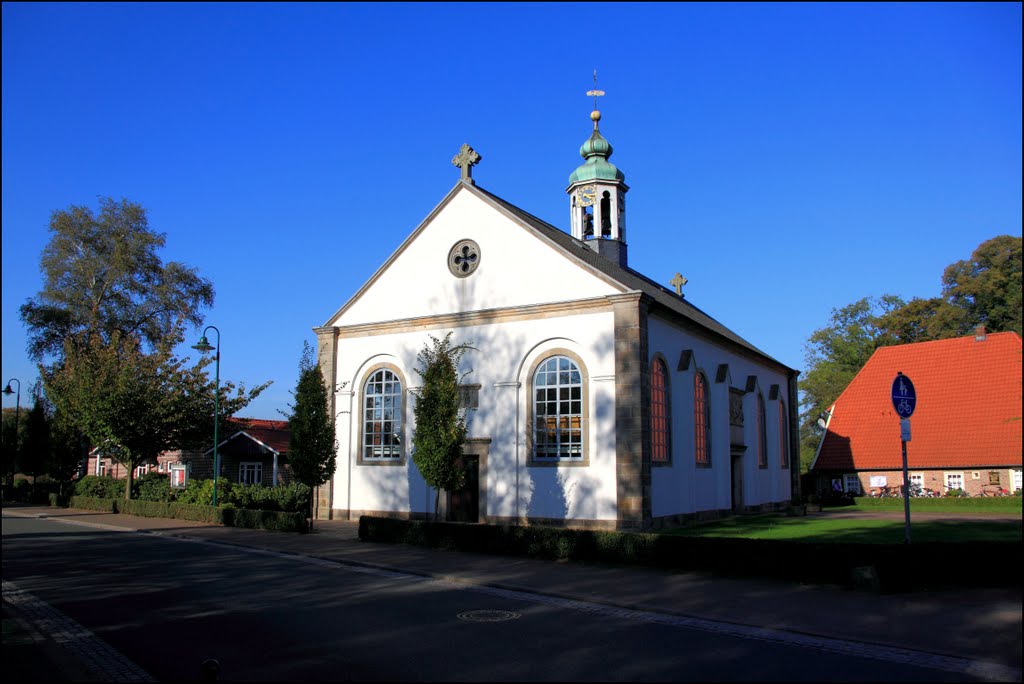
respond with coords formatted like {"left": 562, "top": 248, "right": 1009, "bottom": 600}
{"left": 587, "top": 69, "right": 605, "bottom": 110}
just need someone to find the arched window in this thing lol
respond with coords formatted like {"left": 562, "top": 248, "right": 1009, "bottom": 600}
{"left": 779, "top": 400, "right": 790, "bottom": 468}
{"left": 651, "top": 357, "right": 670, "bottom": 463}
{"left": 757, "top": 392, "right": 767, "bottom": 468}
{"left": 694, "top": 372, "right": 711, "bottom": 466}
{"left": 533, "top": 355, "right": 583, "bottom": 460}
{"left": 362, "top": 368, "right": 403, "bottom": 460}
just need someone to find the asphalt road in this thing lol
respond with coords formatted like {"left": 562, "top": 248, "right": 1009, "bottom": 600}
{"left": 2, "top": 515, "right": 988, "bottom": 683}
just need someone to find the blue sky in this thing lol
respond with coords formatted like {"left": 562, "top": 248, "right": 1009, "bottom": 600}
{"left": 3, "top": 2, "right": 1021, "bottom": 420}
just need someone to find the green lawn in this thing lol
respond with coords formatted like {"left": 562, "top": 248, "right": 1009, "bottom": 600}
{"left": 663, "top": 513, "right": 1022, "bottom": 544}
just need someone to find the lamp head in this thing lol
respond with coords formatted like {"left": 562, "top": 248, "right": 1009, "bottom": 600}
{"left": 2, "top": 384, "right": 13, "bottom": 396}
{"left": 192, "top": 336, "right": 215, "bottom": 353}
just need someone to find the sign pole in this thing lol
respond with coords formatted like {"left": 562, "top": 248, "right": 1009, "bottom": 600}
{"left": 901, "top": 424, "right": 911, "bottom": 545}
{"left": 892, "top": 371, "right": 917, "bottom": 545}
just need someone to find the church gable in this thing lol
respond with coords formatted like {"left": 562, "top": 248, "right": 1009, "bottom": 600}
{"left": 327, "top": 183, "right": 625, "bottom": 328}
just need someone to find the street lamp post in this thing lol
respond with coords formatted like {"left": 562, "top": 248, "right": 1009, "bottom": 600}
{"left": 3, "top": 378, "right": 21, "bottom": 488}
{"left": 192, "top": 327, "right": 221, "bottom": 507}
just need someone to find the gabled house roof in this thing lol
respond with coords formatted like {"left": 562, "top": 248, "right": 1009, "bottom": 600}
{"left": 323, "top": 180, "right": 794, "bottom": 375}
{"left": 812, "top": 331, "right": 1022, "bottom": 471}
{"left": 205, "top": 417, "right": 290, "bottom": 457}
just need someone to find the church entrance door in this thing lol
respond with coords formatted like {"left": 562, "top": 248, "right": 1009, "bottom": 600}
{"left": 447, "top": 454, "right": 480, "bottom": 523}
{"left": 730, "top": 449, "right": 744, "bottom": 512}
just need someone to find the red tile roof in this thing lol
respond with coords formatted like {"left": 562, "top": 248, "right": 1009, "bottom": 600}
{"left": 221, "top": 417, "right": 291, "bottom": 454}
{"left": 812, "top": 332, "right": 1022, "bottom": 471}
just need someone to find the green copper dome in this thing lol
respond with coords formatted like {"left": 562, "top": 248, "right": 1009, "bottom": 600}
{"left": 569, "top": 111, "right": 625, "bottom": 184}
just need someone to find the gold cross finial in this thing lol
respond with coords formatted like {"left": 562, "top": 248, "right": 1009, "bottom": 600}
{"left": 670, "top": 273, "right": 688, "bottom": 297}
{"left": 451, "top": 143, "right": 482, "bottom": 184}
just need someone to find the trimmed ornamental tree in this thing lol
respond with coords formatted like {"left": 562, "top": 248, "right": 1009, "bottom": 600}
{"left": 412, "top": 333, "right": 470, "bottom": 520}
{"left": 288, "top": 342, "right": 338, "bottom": 530}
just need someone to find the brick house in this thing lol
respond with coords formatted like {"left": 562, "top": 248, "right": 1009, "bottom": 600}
{"left": 809, "top": 329, "right": 1022, "bottom": 497}
{"left": 85, "top": 418, "right": 293, "bottom": 487}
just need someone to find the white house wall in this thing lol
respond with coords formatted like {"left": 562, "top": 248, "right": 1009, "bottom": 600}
{"left": 331, "top": 188, "right": 622, "bottom": 328}
{"left": 646, "top": 314, "right": 792, "bottom": 517}
{"left": 331, "top": 309, "right": 619, "bottom": 523}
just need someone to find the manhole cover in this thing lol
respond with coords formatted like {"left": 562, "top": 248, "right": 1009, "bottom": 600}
{"left": 457, "top": 610, "right": 521, "bottom": 623}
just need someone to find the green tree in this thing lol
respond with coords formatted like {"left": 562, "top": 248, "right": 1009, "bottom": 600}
{"left": 19, "top": 393, "right": 52, "bottom": 489}
{"left": 941, "top": 235, "right": 1022, "bottom": 335}
{"left": 799, "top": 295, "right": 903, "bottom": 470}
{"left": 19, "top": 197, "right": 214, "bottom": 362}
{"left": 412, "top": 333, "right": 470, "bottom": 520}
{"left": 2, "top": 407, "right": 28, "bottom": 488}
{"left": 287, "top": 342, "right": 337, "bottom": 529}
{"left": 43, "top": 333, "right": 267, "bottom": 501}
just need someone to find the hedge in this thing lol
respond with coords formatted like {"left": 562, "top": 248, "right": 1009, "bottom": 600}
{"left": 358, "top": 516, "right": 1023, "bottom": 592}
{"left": 65, "top": 496, "right": 308, "bottom": 533}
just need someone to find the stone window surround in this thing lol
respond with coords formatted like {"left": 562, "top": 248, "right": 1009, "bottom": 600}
{"left": 757, "top": 392, "right": 768, "bottom": 469}
{"left": 650, "top": 353, "right": 672, "bottom": 466}
{"left": 694, "top": 370, "right": 712, "bottom": 468}
{"left": 778, "top": 399, "right": 790, "bottom": 469}
{"left": 526, "top": 348, "right": 590, "bottom": 467}
{"left": 358, "top": 362, "right": 409, "bottom": 466}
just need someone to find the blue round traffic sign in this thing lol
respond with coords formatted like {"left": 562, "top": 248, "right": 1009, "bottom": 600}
{"left": 891, "top": 372, "right": 916, "bottom": 418}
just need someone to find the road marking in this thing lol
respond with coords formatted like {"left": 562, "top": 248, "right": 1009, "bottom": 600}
{"left": 2, "top": 580, "right": 155, "bottom": 683}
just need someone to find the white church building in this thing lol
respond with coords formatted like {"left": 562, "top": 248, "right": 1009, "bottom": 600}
{"left": 314, "top": 104, "right": 799, "bottom": 530}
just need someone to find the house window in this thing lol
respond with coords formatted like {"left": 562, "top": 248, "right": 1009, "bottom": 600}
{"left": 532, "top": 355, "right": 584, "bottom": 460}
{"left": 362, "top": 368, "right": 403, "bottom": 461}
{"left": 844, "top": 473, "right": 860, "bottom": 494}
{"left": 757, "top": 393, "right": 767, "bottom": 468}
{"left": 945, "top": 472, "right": 964, "bottom": 493}
{"left": 97, "top": 459, "right": 107, "bottom": 477}
{"left": 651, "top": 357, "right": 670, "bottom": 463}
{"left": 1014, "top": 469, "right": 1022, "bottom": 493}
{"left": 239, "top": 462, "right": 262, "bottom": 485}
{"left": 694, "top": 372, "right": 711, "bottom": 466}
{"left": 778, "top": 400, "right": 789, "bottom": 468}
{"left": 988, "top": 471, "right": 1000, "bottom": 485}
{"left": 135, "top": 464, "right": 149, "bottom": 479}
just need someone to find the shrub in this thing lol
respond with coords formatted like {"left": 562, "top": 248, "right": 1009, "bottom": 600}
{"left": 134, "top": 472, "right": 173, "bottom": 502}
{"left": 175, "top": 477, "right": 232, "bottom": 506}
{"left": 73, "top": 475, "right": 123, "bottom": 499}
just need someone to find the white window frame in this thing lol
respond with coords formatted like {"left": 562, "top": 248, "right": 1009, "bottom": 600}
{"left": 239, "top": 461, "right": 263, "bottom": 485}
{"left": 843, "top": 473, "right": 860, "bottom": 494}
{"left": 531, "top": 355, "right": 585, "bottom": 462}
{"left": 361, "top": 367, "right": 404, "bottom": 462}
{"left": 1012, "top": 469, "right": 1022, "bottom": 493}
{"left": 944, "top": 471, "right": 964, "bottom": 493}
{"left": 97, "top": 459, "right": 107, "bottom": 477}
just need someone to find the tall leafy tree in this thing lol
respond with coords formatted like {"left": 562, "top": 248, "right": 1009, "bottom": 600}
{"left": 800, "top": 235, "right": 1023, "bottom": 471}
{"left": 20, "top": 197, "right": 214, "bottom": 362}
{"left": 799, "top": 295, "right": 904, "bottom": 470}
{"left": 43, "top": 333, "right": 267, "bottom": 500}
{"left": 412, "top": 333, "right": 470, "bottom": 520}
{"left": 18, "top": 392, "right": 52, "bottom": 487}
{"left": 941, "top": 235, "right": 1022, "bottom": 335}
{"left": 288, "top": 342, "right": 337, "bottom": 529}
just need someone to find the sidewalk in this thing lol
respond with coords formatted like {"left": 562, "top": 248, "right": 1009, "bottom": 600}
{"left": 4, "top": 504, "right": 1022, "bottom": 681}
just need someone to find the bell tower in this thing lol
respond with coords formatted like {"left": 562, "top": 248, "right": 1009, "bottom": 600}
{"left": 566, "top": 76, "right": 630, "bottom": 267}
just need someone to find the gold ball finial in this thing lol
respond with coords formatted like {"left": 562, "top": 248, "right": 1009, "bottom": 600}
{"left": 590, "top": 109, "right": 601, "bottom": 122}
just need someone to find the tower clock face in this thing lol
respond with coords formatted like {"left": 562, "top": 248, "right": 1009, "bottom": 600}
{"left": 578, "top": 185, "right": 597, "bottom": 207}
